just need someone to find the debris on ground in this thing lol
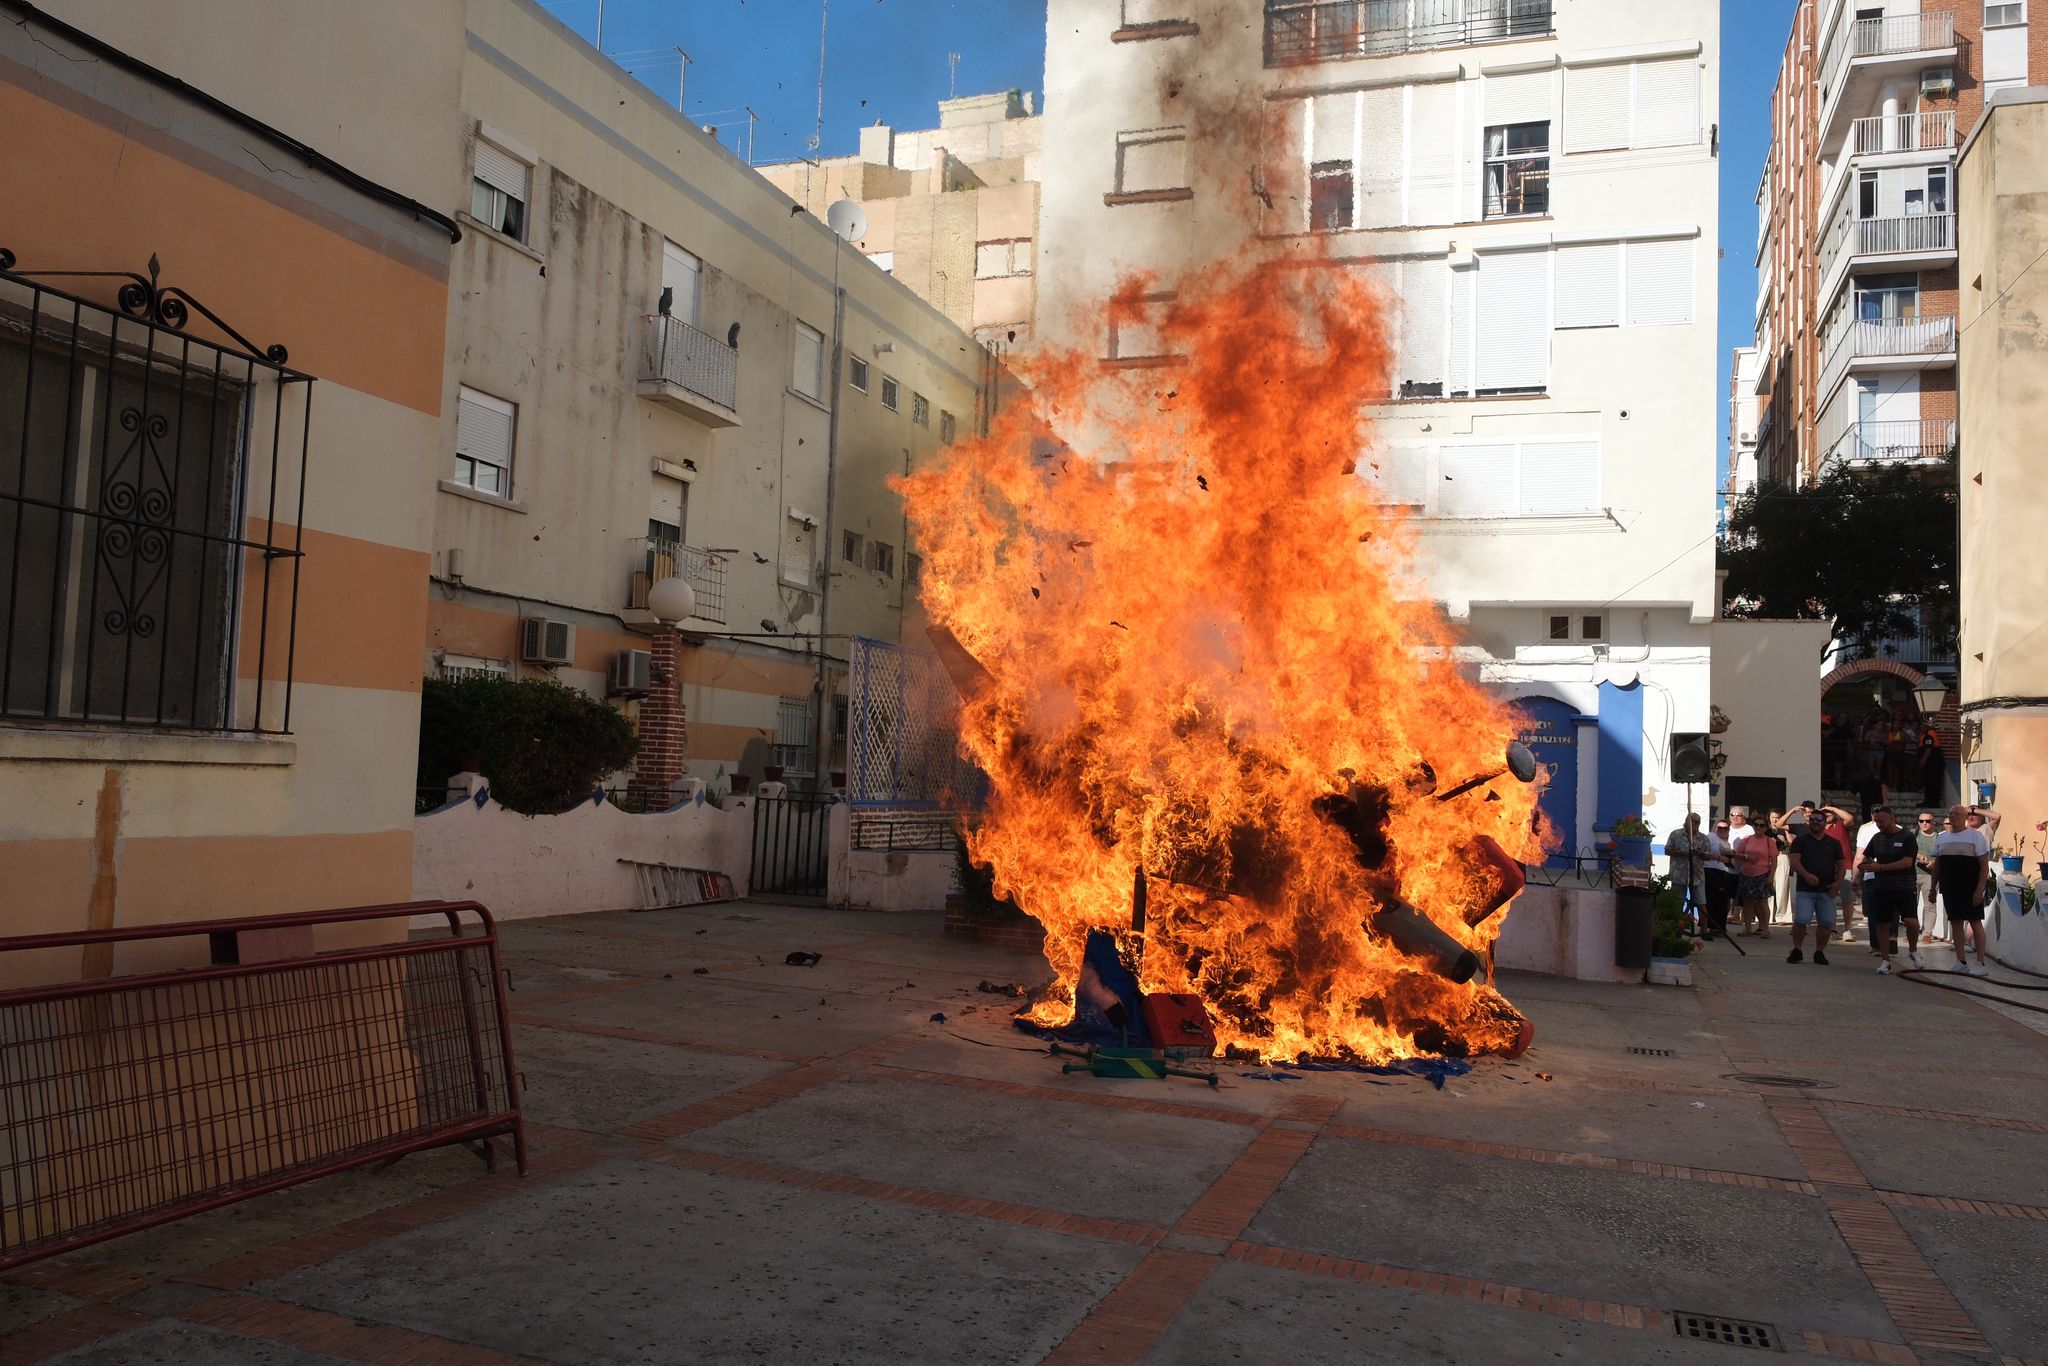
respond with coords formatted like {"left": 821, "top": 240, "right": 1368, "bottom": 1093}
{"left": 691, "top": 967, "right": 708, "bottom": 975}
{"left": 930, "top": 1012, "right": 947, "bottom": 1023}
{"left": 786, "top": 951, "right": 822, "bottom": 967}
{"left": 978, "top": 980, "right": 1026, "bottom": 996}
{"left": 1242, "top": 1071, "right": 1302, "bottom": 1082}
{"left": 1536, "top": 1071, "right": 1553, "bottom": 1081}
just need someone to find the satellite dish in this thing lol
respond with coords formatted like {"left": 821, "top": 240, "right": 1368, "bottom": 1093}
{"left": 826, "top": 198, "right": 869, "bottom": 243}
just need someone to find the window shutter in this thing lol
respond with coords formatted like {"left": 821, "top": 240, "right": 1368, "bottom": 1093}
{"left": 1119, "top": 129, "right": 1187, "bottom": 192}
{"left": 1358, "top": 88, "right": 1402, "bottom": 229}
{"left": 1407, "top": 82, "right": 1457, "bottom": 225}
{"left": 1439, "top": 443, "right": 1516, "bottom": 518}
{"left": 1564, "top": 63, "right": 1631, "bottom": 153}
{"left": 1398, "top": 258, "right": 1447, "bottom": 389}
{"left": 1447, "top": 263, "right": 1475, "bottom": 396}
{"left": 1310, "top": 93, "right": 1355, "bottom": 165}
{"left": 473, "top": 139, "right": 528, "bottom": 199}
{"left": 456, "top": 388, "right": 515, "bottom": 465}
{"left": 1518, "top": 439, "right": 1601, "bottom": 515}
{"left": 792, "top": 323, "right": 825, "bottom": 397}
{"left": 661, "top": 242, "right": 702, "bottom": 324}
{"left": 1553, "top": 242, "right": 1620, "bottom": 328}
{"left": 1483, "top": 70, "right": 1551, "bottom": 128}
{"left": 1362, "top": 446, "right": 1429, "bottom": 506}
{"left": 1630, "top": 57, "right": 1699, "bottom": 149}
{"left": 1476, "top": 249, "right": 1550, "bottom": 392}
{"left": 1624, "top": 238, "right": 1695, "bottom": 326}
{"left": 782, "top": 515, "right": 816, "bottom": 585}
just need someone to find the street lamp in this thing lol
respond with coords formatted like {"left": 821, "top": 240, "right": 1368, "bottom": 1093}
{"left": 1911, "top": 678, "right": 1950, "bottom": 716}
{"left": 645, "top": 576, "right": 696, "bottom": 626}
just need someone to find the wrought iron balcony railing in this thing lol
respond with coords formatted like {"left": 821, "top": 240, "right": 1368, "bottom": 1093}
{"left": 1849, "top": 110, "right": 1955, "bottom": 157}
{"left": 638, "top": 314, "right": 737, "bottom": 415}
{"left": 1818, "top": 313, "right": 1955, "bottom": 397}
{"left": 1264, "top": 0, "right": 1553, "bottom": 66}
{"left": 629, "top": 537, "right": 727, "bottom": 624}
{"left": 1821, "top": 418, "right": 1956, "bottom": 471}
{"left": 1821, "top": 10, "right": 1956, "bottom": 107}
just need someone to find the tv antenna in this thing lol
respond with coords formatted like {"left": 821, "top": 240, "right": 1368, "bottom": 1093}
{"left": 948, "top": 52, "right": 961, "bottom": 99}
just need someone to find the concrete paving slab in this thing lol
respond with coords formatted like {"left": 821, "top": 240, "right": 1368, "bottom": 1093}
{"left": 1824, "top": 1109, "right": 2048, "bottom": 1206}
{"left": 0, "top": 1284, "right": 83, "bottom": 1334}
{"left": 44, "top": 1319, "right": 354, "bottom": 1365}
{"left": 510, "top": 1023, "right": 795, "bottom": 1131}
{"left": 1246, "top": 1134, "right": 1895, "bottom": 1339}
{"left": 262, "top": 1157, "right": 1143, "bottom": 1366}
{"left": 1145, "top": 1258, "right": 1797, "bottom": 1366}
{"left": 1508, "top": 999, "right": 1728, "bottom": 1054}
{"left": 525, "top": 976, "right": 923, "bottom": 1056}
{"left": 876, "top": 1038, "right": 1282, "bottom": 1124}
{"left": 1893, "top": 1205, "right": 2048, "bottom": 1357}
{"left": 682, "top": 1071, "right": 1256, "bottom": 1226}
{"left": 1498, "top": 972, "right": 1708, "bottom": 1018}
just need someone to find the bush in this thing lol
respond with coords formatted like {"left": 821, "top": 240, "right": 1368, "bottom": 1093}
{"left": 418, "top": 674, "right": 637, "bottom": 815}
{"left": 1649, "top": 875, "right": 1697, "bottom": 958}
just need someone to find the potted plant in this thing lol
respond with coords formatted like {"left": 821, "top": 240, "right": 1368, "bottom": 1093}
{"left": 1709, "top": 704, "right": 1732, "bottom": 735}
{"left": 1648, "top": 878, "right": 1698, "bottom": 986}
{"left": 763, "top": 764, "right": 786, "bottom": 783}
{"left": 2032, "top": 822, "right": 2048, "bottom": 881}
{"left": 1612, "top": 815, "right": 1655, "bottom": 865}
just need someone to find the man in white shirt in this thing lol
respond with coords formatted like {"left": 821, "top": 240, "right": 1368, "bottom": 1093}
{"left": 1704, "top": 817, "right": 1735, "bottom": 936}
{"left": 1934, "top": 805, "right": 1993, "bottom": 976}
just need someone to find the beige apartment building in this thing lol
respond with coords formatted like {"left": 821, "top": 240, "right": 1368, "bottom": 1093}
{"left": 1957, "top": 91, "right": 2048, "bottom": 861}
{"left": 759, "top": 92, "right": 1042, "bottom": 347}
{"left": 431, "top": 0, "right": 988, "bottom": 792}
{"left": 1750, "top": 0, "right": 2048, "bottom": 493}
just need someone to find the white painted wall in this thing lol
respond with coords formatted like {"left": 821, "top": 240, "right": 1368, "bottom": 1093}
{"left": 1711, "top": 620, "right": 1830, "bottom": 816}
{"left": 1493, "top": 884, "right": 1640, "bottom": 983}
{"left": 1989, "top": 875, "right": 2048, "bottom": 974}
{"left": 825, "top": 806, "right": 955, "bottom": 913}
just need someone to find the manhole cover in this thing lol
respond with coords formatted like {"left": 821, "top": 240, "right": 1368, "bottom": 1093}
{"left": 1722, "top": 1073, "right": 1835, "bottom": 1090}
{"left": 1673, "top": 1311, "right": 1779, "bottom": 1350}
{"left": 1629, "top": 1047, "right": 1676, "bottom": 1057}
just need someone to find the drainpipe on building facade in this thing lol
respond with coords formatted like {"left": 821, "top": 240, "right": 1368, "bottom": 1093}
{"left": 813, "top": 258, "right": 849, "bottom": 791}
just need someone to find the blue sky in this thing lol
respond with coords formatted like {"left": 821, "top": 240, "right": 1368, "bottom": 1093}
{"left": 551, "top": 0, "right": 1790, "bottom": 456}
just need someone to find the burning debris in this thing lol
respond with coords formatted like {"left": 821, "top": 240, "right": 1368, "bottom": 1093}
{"left": 899, "top": 265, "right": 1549, "bottom": 1065}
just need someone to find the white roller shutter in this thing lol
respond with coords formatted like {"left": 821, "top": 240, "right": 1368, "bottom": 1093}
{"left": 1358, "top": 87, "right": 1403, "bottom": 229}
{"left": 1447, "top": 263, "right": 1475, "bottom": 397}
{"left": 1407, "top": 82, "right": 1457, "bottom": 226}
{"left": 473, "top": 139, "right": 528, "bottom": 199}
{"left": 1483, "top": 70, "right": 1551, "bottom": 128}
{"left": 1986, "top": 25, "right": 2028, "bottom": 83}
{"left": 1624, "top": 238, "right": 1695, "bottom": 327}
{"left": 456, "top": 388, "right": 515, "bottom": 464}
{"left": 1564, "top": 63, "right": 1631, "bottom": 153}
{"left": 1553, "top": 242, "right": 1620, "bottom": 328}
{"left": 1398, "top": 258, "right": 1447, "bottom": 391}
{"left": 1631, "top": 57, "right": 1700, "bottom": 149}
{"left": 1439, "top": 443, "right": 1516, "bottom": 518}
{"left": 1476, "top": 248, "right": 1551, "bottom": 393}
{"left": 1362, "top": 446, "right": 1429, "bottom": 506}
{"left": 1518, "top": 439, "right": 1600, "bottom": 515}
{"left": 1310, "top": 93, "right": 1356, "bottom": 166}
{"left": 661, "top": 241, "right": 702, "bottom": 325}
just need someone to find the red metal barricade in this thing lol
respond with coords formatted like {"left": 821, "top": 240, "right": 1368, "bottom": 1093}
{"left": 0, "top": 901, "right": 525, "bottom": 1272}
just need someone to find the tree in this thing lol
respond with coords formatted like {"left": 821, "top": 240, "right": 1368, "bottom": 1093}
{"left": 1719, "top": 454, "right": 1957, "bottom": 653}
{"left": 417, "top": 674, "right": 637, "bottom": 814}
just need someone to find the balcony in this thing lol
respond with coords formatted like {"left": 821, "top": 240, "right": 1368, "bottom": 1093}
{"left": 1849, "top": 110, "right": 1956, "bottom": 158}
{"left": 1263, "top": 0, "right": 1553, "bottom": 67}
{"left": 1831, "top": 620, "right": 1959, "bottom": 674}
{"left": 1821, "top": 418, "right": 1957, "bottom": 472}
{"left": 635, "top": 314, "right": 740, "bottom": 427}
{"left": 625, "top": 538, "right": 728, "bottom": 626}
{"left": 1820, "top": 212, "right": 1955, "bottom": 306}
{"left": 1818, "top": 313, "right": 1956, "bottom": 401}
{"left": 1818, "top": 11, "right": 1957, "bottom": 147}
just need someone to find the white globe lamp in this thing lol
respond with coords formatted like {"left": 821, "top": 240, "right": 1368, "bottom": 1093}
{"left": 645, "top": 576, "right": 696, "bottom": 626}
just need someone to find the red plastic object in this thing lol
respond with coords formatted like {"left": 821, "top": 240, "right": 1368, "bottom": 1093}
{"left": 1464, "top": 834, "right": 1527, "bottom": 926}
{"left": 1501, "top": 1017, "right": 1537, "bottom": 1059}
{"left": 1141, "top": 992, "right": 1219, "bottom": 1055}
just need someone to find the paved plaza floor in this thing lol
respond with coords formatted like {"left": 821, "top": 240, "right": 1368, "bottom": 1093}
{"left": 4, "top": 900, "right": 2046, "bottom": 1365}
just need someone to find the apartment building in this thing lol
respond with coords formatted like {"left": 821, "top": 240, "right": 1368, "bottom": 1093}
{"left": 1729, "top": 344, "right": 1764, "bottom": 497}
{"left": 1751, "top": 0, "right": 2045, "bottom": 492}
{"left": 1038, "top": 0, "right": 1721, "bottom": 854}
{"left": 759, "top": 92, "right": 1043, "bottom": 348}
{"left": 0, "top": 0, "right": 464, "bottom": 967}
{"left": 433, "top": 0, "right": 987, "bottom": 793}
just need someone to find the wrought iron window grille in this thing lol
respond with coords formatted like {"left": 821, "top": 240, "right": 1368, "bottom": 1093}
{"left": 0, "top": 250, "right": 313, "bottom": 735}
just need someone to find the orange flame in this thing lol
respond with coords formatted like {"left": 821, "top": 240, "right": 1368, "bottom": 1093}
{"left": 900, "top": 262, "right": 1546, "bottom": 1063}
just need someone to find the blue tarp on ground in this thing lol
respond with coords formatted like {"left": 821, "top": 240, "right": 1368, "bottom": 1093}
{"left": 1014, "top": 929, "right": 1151, "bottom": 1047}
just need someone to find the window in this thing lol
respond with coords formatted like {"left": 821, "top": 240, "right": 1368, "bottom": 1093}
{"left": 912, "top": 393, "right": 930, "bottom": 428}
{"left": 781, "top": 511, "right": 817, "bottom": 587}
{"left": 776, "top": 694, "right": 815, "bottom": 775}
{"left": 439, "top": 653, "right": 510, "bottom": 683}
{"left": 1563, "top": 57, "right": 1701, "bottom": 153}
{"left": 870, "top": 541, "right": 896, "bottom": 578}
{"left": 1987, "top": 1, "right": 2026, "bottom": 25}
{"left": 1484, "top": 122, "right": 1550, "bottom": 218}
{"left": 849, "top": 356, "right": 870, "bottom": 392}
{"left": 1114, "top": 127, "right": 1189, "bottom": 195}
{"left": 1855, "top": 273, "right": 1920, "bottom": 321}
{"left": 1475, "top": 249, "right": 1550, "bottom": 395}
{"left": 881, "top": 376, "right": 901, "bottom": 411}
{"left": 1548, "top": 615, "right": 1571, "bottom": 641}
{"left": 1554, "top": 242, "right": 1621, "bottom": 329}
{"left": 454, "top": 386, "right": 516, "bottom": 496}
{"left": 867, "top": 251, "right": 895, "bottom": 275}
{"left": 792, "top": 322, "right": 825, "bottom": 401}
{"left": 906, "top": 552, "right": 924, "bottom": 589}
{"left": 1108, "top": 293, "right": 1176, "bottom": 360}
{"left": 660, "top": 241, "right": 702, "bottom": 325}
{"left": 1373, "top": 438, "right": 1600, "bottom": 519}
{"left": 1623, "top": 238, "right": 1696, "bottom": 328}
{"left": 1310, "top": 160, "right": 1355, "bottom": 232}
{"left": 843, "top": 530, "right": 865, "bottom": 565}
{"left": 471, "top": 136, "right": 530, "bottom": 241}
{"left": 975, "top": 239, "right": 1033, "bottom": 279}
{"left": 939, "top": 411, "right": 958, "bottom": 444}
{"left": 1581, "top": 615, "right": 1605, "bottom": 641}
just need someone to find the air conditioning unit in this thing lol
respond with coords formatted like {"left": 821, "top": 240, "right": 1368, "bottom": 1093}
{"left": 1921, "top": 69, "right": 1955, "bottom": 97}
{"left": 520, "top": 616, "right": 576, "bottom": 666}
{"left": 608, "top": 649, "right": 652, "bottom": 696}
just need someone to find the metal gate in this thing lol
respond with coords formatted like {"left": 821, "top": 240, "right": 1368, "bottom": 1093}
{"left": 751, "top": 794, "right": 831, "bottom": 896}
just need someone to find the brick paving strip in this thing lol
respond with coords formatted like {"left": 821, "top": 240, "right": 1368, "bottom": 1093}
{"left": 0, "top": 1305, "right": 151, "bottom": 1366}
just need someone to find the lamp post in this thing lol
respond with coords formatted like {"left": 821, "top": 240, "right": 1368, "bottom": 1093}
{"left": 1911, "top": 679, "right": 1949, "bottom": 716}
{"left": 631, "top": 577, "right": 696, "bottom": 799}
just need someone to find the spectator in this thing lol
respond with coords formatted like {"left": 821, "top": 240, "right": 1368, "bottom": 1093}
{"left": 1820, "top": 804, "right": 1860, "bottom": 933}
{"left": 1915, "top": 730, "right": 1945, "bottom": 805}
{"left": 1858, "top": 806, "right": 1922, "bottom": 975}
{"left": 1664, "top": 813, "right": 1709, "bottom": 921}
{"left": 1883, "top": 716, "right": 1908, "bottom": 790}
{"left": 1730, "top": 808, "right": 1775, "bottom": 938}
{"left": 1967, "top": 805, "right": 2004, "bottom": 918}
{"left": 1785, "top": 815, "right": 1845, "bottom": 966}
{"left": 1913, "top": 810, "right": 1946, "bottom": 943}
{"left": 1937, "top": 805, "right": 1993, "bottom": 976}
{"left": 1853, "top": 764, "right": 1888, "bottom": 823}
{"left": 1767, "top": 809, "right": 1795, "bottom": 924}
{"left": 1704, "top": 817, "right": 1736, "bottom": 936}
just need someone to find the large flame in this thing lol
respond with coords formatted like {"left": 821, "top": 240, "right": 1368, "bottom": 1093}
{"left": 900, "top": 263, "right": 1545, "bottom": 1063}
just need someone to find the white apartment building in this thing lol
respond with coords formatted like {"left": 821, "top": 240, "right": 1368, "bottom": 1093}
{"left": 1039, "top": 0, "right": 1721, "bottom": 855}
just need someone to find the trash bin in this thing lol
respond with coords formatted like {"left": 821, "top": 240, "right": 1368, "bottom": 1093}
{"left": 1614, "top": 887, "right": 1653, "bottom": 970}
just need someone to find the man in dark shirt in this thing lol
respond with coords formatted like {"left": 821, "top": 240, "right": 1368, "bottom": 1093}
{"left": 1786, "top": 818, "right": 1844, "bottom": 965}
{"left": 1858, "top": 807, "right": 1922, "bottom": 976}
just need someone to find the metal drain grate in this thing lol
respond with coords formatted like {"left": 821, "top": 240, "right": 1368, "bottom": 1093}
{"left": 1673, "top": 1312, "right": 1779, "bottom": 1350}
{"left": 1629, "top": 1047, "right": 1676, "bottom": 1057}
{"left": 1723, "top": 1073, "right": 1834, "bottom": 1089}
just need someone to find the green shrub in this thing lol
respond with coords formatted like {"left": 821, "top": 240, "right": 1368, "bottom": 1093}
{"left": 418, "top": 674, "right": 637, "bottom": 815}
{"left": 1650, "top": 873, "right": 1697, "bottom": 958}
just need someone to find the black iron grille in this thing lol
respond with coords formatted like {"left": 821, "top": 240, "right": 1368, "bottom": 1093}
{"left": 1673, "top": 1312, "right": 1780, "bottom": 1350}
{"left": 1629, "top": 1047, "right": 1676, "bottom": 1057}
{"left": 0, "top": 251, "right": 311, "bottom": 733}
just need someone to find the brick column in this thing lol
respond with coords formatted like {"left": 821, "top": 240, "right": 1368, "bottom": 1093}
{"left": 631, "top": 627, "right": 686, "bottom": 797}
